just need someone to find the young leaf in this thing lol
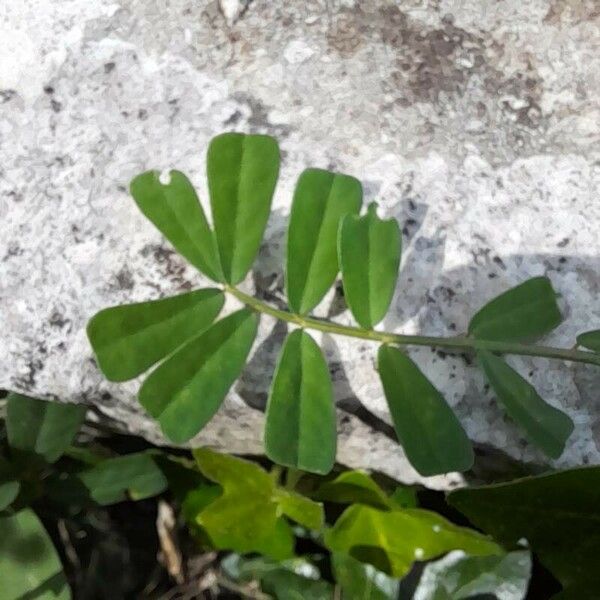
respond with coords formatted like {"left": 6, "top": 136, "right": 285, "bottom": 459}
{"left": 78, "top": 452, "right": 168, "bottom": 505}
{"left": 314, "top": 470, "right": 392, "bottom": 510}
{"left": 264, "top": 329, "right": 336, "bottom": 474}
{"left": 207, "top": 132, "right": 279, "bottom": 284}
{"left": 0, "top": 481, "right": 20, "bottom": 511}
{"left": 286, "top": 168, "right": 362, "bottom": 314}
{"left": 377, "top": 346, "right": 473, "bottom": 476}
{"left": 139, "top": 309, "right": 258, "bottom": 443}
{"left": 478, "top": 351, "right": 573, "bottom": 459}
{"left": 130, "top": 170, "right": 222, "bottom": 281}
{"left": 0, "top": 509, "right": 71, "bottom": 599}
{"left": 87, "top": 288, "right": 225, "bottom": 381}
{"left": 576, "top": 330, "right": 600, "bottom": 353}
{"left": 275, "top": 489, "right": 324, "bottom": 531}
{"left": 333, "top": 553, "right": 400, "bottom": 600}
{"left": 6, "top": 394, "right": 87, "bottom": 464}
{"left": 324, "top": 505, "right": 502, "bottom": 578}
{"left": 338, "top": 203, "right": 401, "bottom": 328}
{"left": 448, "top": 466, "right": 600, "bottom": 593}
{"left": 468, "top": 277, "right": 562, "bottom": 342}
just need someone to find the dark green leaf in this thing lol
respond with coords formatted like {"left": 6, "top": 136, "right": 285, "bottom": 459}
{"left": 468, "top": 277, "right": 562, "bottom": 342}
{"left": 324, "top": 505, "right": 502, "bottom": 578}
{"left": 478, "top": 351, "right": 573, "bottom": 458}
{"left": 265, "top": 329, "right": 336, "bottom": 474}
{"left": 139, "top": 308, "right": 258, "bottom": 443}
{"left": 377, "top": 346, "right": 473, "bottom": 476}
{"left": 0, "top": 509, "right": 71, "bottom": 599}
{"left": 448, "top": 466, "right": 600, "bottom": 593}
{"left": 338, "top": 203, "right": 401, "bottom": 328}
{"left": 414, "top": 550, "right": 531, "bottom": 600}
{"left": 275, "top": 489, "right": 324, "bottom": 531}
{"left": 207, "top": 132, "right": 279, "bottom": 284}
{"left": 333, "top": 553, "right": 400, "bottom": 600}
{"left": 314, "top": 470, "right": 392, "bottom": 510}
{"left": 6, "top": 394, "right": 87, "bottom": 464}
{"left": 87, "top": 288, "right": 224, "bottom": 381}
{"left": 286, "top": 168, "right": 362, "bottom": 314}
{"left": 0, "top": 480, "right": 20, "bottom": 510}
{"left": 79, "top": 452, "right": 168, "bottom": 505}
{"left": 130, "top": 170, "right": 222, "bottom": 281}
{"left": 576, "top": 330, "right": 600, "bottom": 353}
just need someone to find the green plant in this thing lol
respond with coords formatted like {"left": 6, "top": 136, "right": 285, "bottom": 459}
{"left": 87, "top": 132, "right": 600, "bottom": 476}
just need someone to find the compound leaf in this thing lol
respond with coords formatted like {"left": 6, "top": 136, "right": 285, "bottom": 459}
{"left": 265, "top": 329, "right": 336, "bottom": 474}
{"left": 377, "top": 346, "right": 473, "bottom": 476}
{"left": 324, "top": 505, "right": 502, "bottom": 578}
{"left": 88, "top": 288, "right": 224, "bottom": 381}
{"left": 207, "top": 132, "right": 279, "bottom": 284}
{"left": 478, "top": 351, "right": 573, "bottom": 459}
{"left": 6, "top": 394, "right": 87, "bottom": 464}
{"left": 468, "top": 277, "right": 562, "bottom": 342}
{"left": 286, "top": 168, "right": 362, "bottom": 315}
{"left": 576, "top": 330, "right": 600, "bottom": 353}
{"left": 339, "top": 203, "right": 401, "bottom": 328}
{"left": 139, "top": 309, "right": 258, "bottom": 443}
{"left": 130, "top": 170, "right": 222, "bottom": 281}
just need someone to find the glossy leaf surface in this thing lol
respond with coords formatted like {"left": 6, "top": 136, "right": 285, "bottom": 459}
{"left": 139, "top": 309, "right": 258, "bottom": 443}
{"left": 468, "top": 277, "right": 562, "bottom": 342}
{"left": 6, "top": 394, "right": 86, "bottom": 464}
{"left": 576, "top": 330, "right": 600, "bottom": 353}
{"left": 286, "top": 168, "right": 362, "bottom": 314}
{"left": 325, "top": 505, "right": 502, "bottom": 578}
{"left": 338, "top": 203, "right": 401, "bottom": 328}
{"left": 478, "top": 351, "right": 573, "bottom": 458}
{"left": 130, "top": 170, "right": 222, "bottom": 281}
{"left": 87, "top": 288, "right": 224, "bottom": 381}
{"left": 333, "top": 553, "right": 400, "bottom": 600}
{"left": 378, "top": 346, "right": 473, "bottom": 476}
{"left": 265, "top": 329, "right": 336, "bottom": 474}
{"left": 207, "top": 132, "right": 279, "bottom": 284}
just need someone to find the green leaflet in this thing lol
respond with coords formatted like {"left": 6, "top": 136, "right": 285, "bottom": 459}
{"left": 87, "top": 288, "right": 225, "bottom": 381}
{"left": 314, "top": 470, "right": 393, "bottom": 510}
{"left": 264, "top": 329, "right": 336, "bottom": 474}
{"left": 275, "top": 489, "right": 325, "bottom": 531}
{"left": 286, "top": 168, "right": 362, "bottom": 315}
{"left": 324, "top": 505, "right": 502, "bottom": 578}
{"left": 333, "top": 553, "right": 400, "bottom": 600}
{"left": 448, "top": 467, "right": 600, "bottom": 593}
{"left": 468, "top": 276, "right": 562, "bottom": 342}
{"left": 139, "top": 309, "right": 258, "bottom": 443}
{"left": 130, "top": 170, "right": 222, "bottom": 281}
{"left": 478, "top": 351, "right": 573, "bottom": 459}
{"left": 377, "top": 346, "right": 473, "bottom": 476}
{"left": 576, "top": 330, "right": 600, "bottom": 353}
{"left": 207, "top": 132, "right": 280, "bottom": 284}
{"left": 0, "top": 509, "right": 71, "bottom": 599}
{"left": 6, "top": 394, "right": 87, "bottom": 464}
{"left": 0, "top": 481, "right": 20, "bottom": 511}
{"left": 339, "top": 203, "right": 401, "bottom": 329}
{"left": 78, "top": 452, "right": 168, "bottom": 505}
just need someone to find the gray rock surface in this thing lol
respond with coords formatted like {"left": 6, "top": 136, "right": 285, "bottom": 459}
{"left": 1, "top": 0, "right": 599, "bottom": 488}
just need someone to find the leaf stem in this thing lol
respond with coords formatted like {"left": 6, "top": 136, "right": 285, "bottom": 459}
{"left": 224, "top": 285, "right": 600, "bottom": 367}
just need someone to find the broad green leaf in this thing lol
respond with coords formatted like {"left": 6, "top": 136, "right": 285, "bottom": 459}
{"left": 193, "top": 448, "right": 293, "bottom": 559}
{"left": 468, "top": 277, "right": 562, "bottom": 342}
{"left": 377, "top": 346, "right": 473, "bottom": 476}
{"left": 324, "top": 505, "right": 502, "bottom": 578}
{"left": 207, "top": 132, "right": 279, "bottom": 284}
{"left": 414, "top": 550, "right": 531, "bottom": 600}
{"left": 448, "top": 466, "right": 600, "bottom": 593}
{"left": 139, "top": 309, "right": 258, "bottom": 443}
{"left": 276, "top": 489, "right": 324, "bottom": 531}
{"left": 6, "top": 394, "right": 87, "bottom": 464}
{"left": 338, "top": 203, "right": 401, "bottom": 328}
{"left": 576, "top": 330, "right": 600, "bottom": 353}
{"left": 78, "top": 452, "right": 168, "bottom": 505}
{"left": 0, "top": 509, "right": 71, "bottom": 599}
{"left": 130, "top": 170, "right": 222, "bottom": 281}
{"left": 0, "top": 480, "right": 20, "bottom": 510}
{"left": 478, "top": 351, "right": 573, "bottom": 458}
{"left": 265, "top": 329, "right": 336, "bottom": 474}
{"left": 390, "top": 485, "right": 418, "bottom": 509}
{"left": 286, "top": 168, "right": 362, "bottom": 314}
{"left": 87, "top": 288, "right": 224, "bottom": 381}
{"left": 333, "top": 553, "right": 400, "bottom": 600}
{"left": 314, "top": 470, "right": 392, "bottom": 510}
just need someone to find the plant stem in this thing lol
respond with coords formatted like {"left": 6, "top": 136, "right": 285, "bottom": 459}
{"left": 225, "top": 285, "right": 600, "bottom": 367}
